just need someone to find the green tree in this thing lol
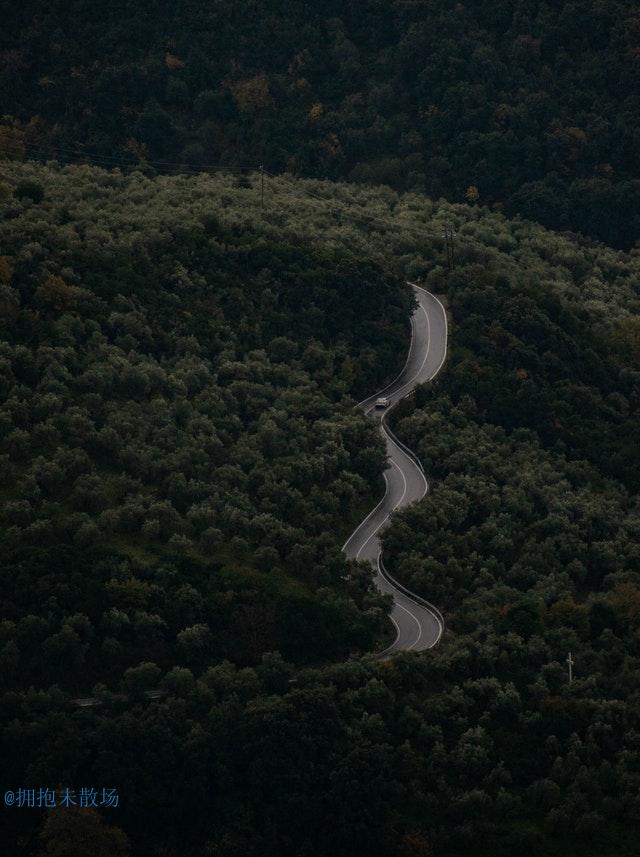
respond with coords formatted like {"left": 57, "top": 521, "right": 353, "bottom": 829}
{"left": 38, "top": 809, "right": 130, "bottom": 857}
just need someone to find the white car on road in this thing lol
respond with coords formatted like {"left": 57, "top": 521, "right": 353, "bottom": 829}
{"left": 374, "top": 396, "right": 390, "bottom": 409}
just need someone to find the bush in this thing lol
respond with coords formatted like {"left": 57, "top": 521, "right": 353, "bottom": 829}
{"left": 14, "top": 179, "right": 44, "bottom": 203}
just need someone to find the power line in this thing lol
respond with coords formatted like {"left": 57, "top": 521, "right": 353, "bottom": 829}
{"left": 264, "top": 167, "right": 448, "bottom": 246}
{"left": 1, "top": 139, "right": 459, "bottom": 255}
{"left": 0, "top": 138, "right": 257, "bottom": 173}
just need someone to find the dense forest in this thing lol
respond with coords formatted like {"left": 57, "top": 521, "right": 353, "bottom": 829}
{"left": 3, "top": 1, "right": 640, "bottom": 247}
{"left": 0, "top": 162, "right": 418, "bottom": 690}
{"left": 2, "top": 160, "right": 640, "bottom": 856}
{"left": 384, "top": 272, "right": 640, "bottom": 854}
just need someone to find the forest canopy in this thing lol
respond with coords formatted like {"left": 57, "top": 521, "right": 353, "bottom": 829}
{"left": 2, "top": 160, "right": 640, "bottom": 856}
{"left": 0, "top": 160, "right": 417, "bottom": 685}
{"left": 2, "top": 1, "right": 640, "bottom": 247}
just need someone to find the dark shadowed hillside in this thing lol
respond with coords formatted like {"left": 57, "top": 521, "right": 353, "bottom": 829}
{"left": 2, "top": 161, "right": 640, "bottom": 857}
{"left": 0, "top": 161, "right": 416, "bottom": 687}
{"left": 3, "top": 1, "right": 640, "bottom": 246}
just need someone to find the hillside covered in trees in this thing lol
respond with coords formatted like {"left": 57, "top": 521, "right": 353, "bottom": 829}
{"left": 2, "top": 161, "right": 640, "bottom": 856}
{"left": 0, "top": 162, "right": 417, "bottom": 686}
{"left": 3, "top": 1, "right": 640, "bottom": 248}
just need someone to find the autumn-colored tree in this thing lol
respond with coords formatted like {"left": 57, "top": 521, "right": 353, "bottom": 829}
{"left": 228, "top": 74, "right": 273, "bottom": 113}
{"left": 308, "top": 102, "right": 323, "bottom": 122}
{"left": 610, "top": 583, "right": 640, "bottom": 623}
{"left": 318, "top": 132, "right": 343, "bottom": 163}
{"left": 465, "top": 185, "right": 480, "bottom": 203}
{"left": 398, "top": 831, "right": 434, "bottom": 857}
{"left": 164, "top": 52, "right": 185, "bottom": 70}
{"left": 36, "top": 276, "right": 79, "bottom": 311}
{"left": 38, "top": 808, "right": 130, "bottom": 857}
{"left": 287, "top": 49, "right": 310, "bottom": 75}
{"left": 123, "top": 138, "right": 150, "bottom": 163}
{"left": 595, "top": 162, "right": 614, "bottom": 178}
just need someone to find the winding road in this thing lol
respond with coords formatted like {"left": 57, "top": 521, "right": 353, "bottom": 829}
{"left": 72, "top": 283, "right": 447, "bottom": 709}
{"left": 342, "top": 285, "right": 448, "bottom": 655}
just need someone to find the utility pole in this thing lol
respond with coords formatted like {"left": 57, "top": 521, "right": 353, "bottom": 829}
{"left": 449, "top": 222, "right": 456, "bottom": 270}
{"left": 442, "top": 223, "right": 456, "bottom": 273}
{"left": 567, "top": 651, "right": 574, "bottom": 683}
{"left": 442, "top": 226, "right": 449, "bottom": 273}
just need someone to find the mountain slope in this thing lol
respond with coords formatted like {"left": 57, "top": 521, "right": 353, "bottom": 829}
{"left": 2, "top": 161, "right": 640, "bottom": 856}
{"left": 3, "top": 1, "right": 640, "bottom": 245}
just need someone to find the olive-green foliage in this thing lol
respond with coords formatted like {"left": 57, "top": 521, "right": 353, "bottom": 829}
{"left": 0, "top": 162, "right": 413, "bottom": 686}
{"left": 3, "top": 161, "right": 640, "bottom": 857}
{"left": 380, "top": 249, "right": 640, "bottom": 854}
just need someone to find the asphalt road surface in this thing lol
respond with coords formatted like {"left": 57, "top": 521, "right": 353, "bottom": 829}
{"left": 342, "top": 285, "right": 448, "bottom": 655}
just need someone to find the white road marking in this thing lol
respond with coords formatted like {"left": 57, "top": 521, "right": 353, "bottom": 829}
{"left": 384, "top": 430, "right": 428, "bottom": 500}
{"left": 388, "top": 303, "right": 431, "bottom": 400}
{"left": 341, "top": 469, "right": 391, "bottom": 553}
{"left": 375, "top": 550, "right": 423, "bottom": 649}
{"left": 355, "top": 460, "right": 407, "bottom": 560}
{"left": 344, "top": 285, "right": 448, "bottom": 653}
{"left": 359, "top": 302, "right": 431, "bottom": 411}
{"left": 377, "top": 553, "right": 444, "bottom": 649}
{"left": 396, "top": 600, "right": 423, "bottom": 648}
{"left": 354, "top": 288, "right": 421, "bottom": 407}
{"left": 414, "top": 285, "right": 448, "bottom": 379}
